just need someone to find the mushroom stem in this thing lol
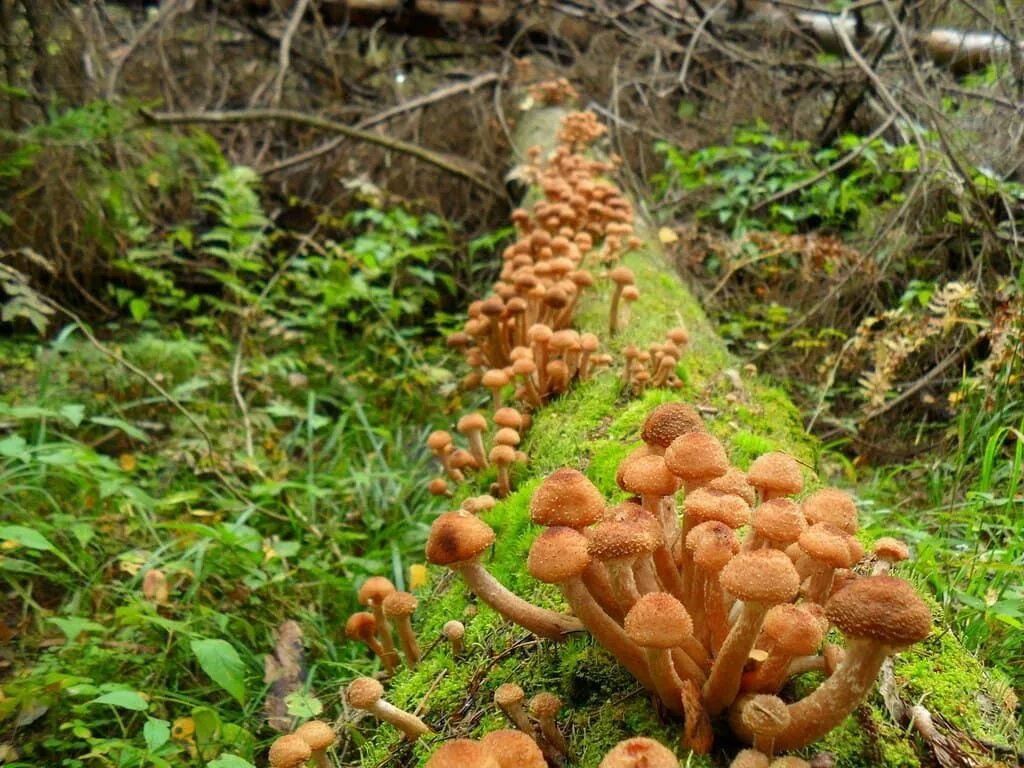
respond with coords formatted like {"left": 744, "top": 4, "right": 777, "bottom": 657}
{"left": 680, "top": 679, "right": 714, "bottom": 754}
{"left": 368, "top": 698, "right": 431, "bottom": 740}
{"left": 609, "top": 283, "right": 625, "bottom": 335}
{"left": 368, "top": 604, "right": 401, "bottom": 673}
{"left": 394, "top": 614, "right": 421, "bottom": 668}
{"left": 703, "top": 601, "right": 770, "bottom": 715}
{"left": 458, "top": 560, "right": 583, "bottom": 640}
{"left": 643, "top": 647, "right": 686, "bottom": 713}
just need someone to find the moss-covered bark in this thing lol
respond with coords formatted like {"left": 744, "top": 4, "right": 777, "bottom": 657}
{"left": 354, "top": 107, "right": 1019, "bottom": 767}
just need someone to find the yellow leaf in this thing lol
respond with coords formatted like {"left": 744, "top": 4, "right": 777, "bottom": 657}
{"left": 408, "top": 563, "right": 428, "bottom": 590}
{"left": 658, "top": 227, "right": 679, "bottom": 244}
{"left": 119, "top": 453, "right": 137, "bottom": 472}
{"left": 146, "top": 171, "right": 161, "bottom": 187}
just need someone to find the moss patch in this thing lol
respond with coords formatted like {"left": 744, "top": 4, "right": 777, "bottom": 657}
{"left": 355, "top": 110, "right": 1016, "bottom": 767}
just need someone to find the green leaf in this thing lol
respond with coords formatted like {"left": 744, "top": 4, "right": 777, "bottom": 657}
{"left": 90, "top": 690, "right": 149, "bottom": 711}
{"left": 59, "top": 403, "right": 86, "bottom": 427}
{"left": 0, "top": 433, "right": 27, "bottom": 457}
{"left": 144, "top": 717, "right": 171, "bottom": 751}
{"left": 48, "top": 616, "right": 107, "bottom": 642}
{"left": 206, "top": 756, "right": 256, "bottom": 768}
{"left": 90, "top": 416, "right": 150, "bottom": 442}
{"left": 0, "top": 525, "right": 55, "bottom": 551}
{"left": 191, "top": 639, "right": 247, "bottom": 704}
{"left": 284, "top": 691, "right": 323, "bottom": 718}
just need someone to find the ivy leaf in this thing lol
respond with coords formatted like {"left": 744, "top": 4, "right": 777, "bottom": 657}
{"left": 191, "top": 639, "right": 246, "bottom": 705}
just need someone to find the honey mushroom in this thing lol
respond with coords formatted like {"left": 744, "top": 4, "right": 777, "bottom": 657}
{"left": 345, "top": 677, "right": 430, "bottom": 741}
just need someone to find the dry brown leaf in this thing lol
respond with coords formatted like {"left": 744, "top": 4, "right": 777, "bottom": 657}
{"left": 264, "top": 619, "right": 307, "bottom": 732}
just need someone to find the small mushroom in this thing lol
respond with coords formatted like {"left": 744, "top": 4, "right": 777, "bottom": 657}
{"left": 607, "top": 266, "right": 636, "bottom": 335}
{"left": 457, "top": 412, "right": 490, "bottom": 468}
{"left": 747, "top": 452, "right": 803, "bottom": 502}
{"left": 494, "top": 683, "right": 535, "bottom": 735}
{"left": 481, "top": 729, "right": 547, "bottom": 768}
{"left": 872, "top": 537, "right": 910, "bottom": 575}
{"left": 529, "top": 692, "right": 568, "bottom": 757}
{"left": 442, "top": 619, "right": 465, "bottom": 655}
{"left": 294, "top": 720, "right": 335, "bottom": 768}
{"left": 599, "top": 737, "right": 677, "bottom": 768}
{"left": 267, "top": 734, "right": 311, "bottom": 768}
{"left": 357, "top": 577, "right": 401, "bottom": 673}
{"left": 730, "top": 749, "right": 770, "bottom": 768}
{"left": 345, "top": 677, "right": 430, "bottom": 740}
{"left": 344, "top": 611, "right": 395, "bottom": 674}
{"left": 382, "top": 591, "right": 420, "bottom": 668}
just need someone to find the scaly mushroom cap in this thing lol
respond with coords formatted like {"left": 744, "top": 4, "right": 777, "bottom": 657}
{"left": 425, "top": 511, "right": 496, "bottom": 566}
{"left": 798, "top": 523, "right": 863, "bottom": 568}
{"left": 706, "top": 467, "right": 757, "bottom": 506}
{"left": 762, "top": 604, "right": 825, "bottom": 655}
{"left": 684, "top": 488, "right": 750, "bottom": 529}
{"left": 493, "top": 683, "right": 526, "bottom": 709}
{"left": 618, "top": 454, "right": 680, "bottom": 497}
{"left": 490, "top": 444, "right": 516, "bottom": 465}
{"left": 358, "top": 576, "right": 396, "bottom": 606}
{"left": 801, "top": 488, "right": 858, "bottom": 534}
{"left": 730, "top": 749, "right": 770, "bottom": 768}
{"left": 747, "top": 452, "right": 803, "bottom": 498}
{"left": 641, "top": 403, "right": 705, "bottom": 449}
{"left": 382, "top": 590, "right": 418, "bottom": 618}
{"left": 720, "top": 549, "right": 800, "bottom": 604}
{"left": 615, "top": 444, "right": 657, "bottom": 487}
{"left": 528, "top": 527, "right": 591, "bottom": 582}
{"left": 457, "top": 412, "right": 489, "bottom": 435}
{"left": 450, "top": 449, "right": 478, "bottom": 471}
{"left": 294, "top": 720, "right": 336, "bottom": 752}
{"left": 825, "top": 576, "right": 931, "bottom": 647}
{"left": 268, "top": 734, "right": 313, "bottom": 768}
{"left": 529, "top": 692, "right": 562, "bottom": 719}
{"left": 530, "top": 468, "right": 605, "bottom": 527}
{"left": 874, "top": 537, "right": 910, "bottom": 563}
{"left": 442, "top": 620, "right": 465, "bottom": 642}
{"left": 624, "top": 592, "right": 693, "bottom": 648}
{"left": 751, "top": 499, "right": 806, "bottom": 545}
{"left": 664, "top": 431, "right": 730, "bottom": 485}
{"left": 344, "top": 612, "right": 377, "bottom": 642}
{"left": 480, "top": 729, "right": 546, "bottom": 768}
{"left": 599, "top": 737, "right": 678, "bottom": 768}
{"left": 742, "top": 695, "right": 791, "bottom": 739}
{"left": 346, "top": 677, "right": 384, "bottom": 708}
{"left": 425, "top": 739, "right": 500, "bottom": 768}
{"left": 687, "top": 520, "right": 740, "bottom": 571}
{"left": 589, "top": 503, "right": 662, "bottom": 558}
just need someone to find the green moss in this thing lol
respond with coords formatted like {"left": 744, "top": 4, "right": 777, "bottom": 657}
{"left": 356, "top": 111, "right": 1015, "bottom": 767}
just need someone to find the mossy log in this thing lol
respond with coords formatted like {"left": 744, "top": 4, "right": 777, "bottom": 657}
{"left": 355, "top": 107, "right": 1020, "bottom": 768}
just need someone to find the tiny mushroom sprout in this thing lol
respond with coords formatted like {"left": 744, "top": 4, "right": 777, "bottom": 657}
{"left": 425, "top": 739, "right": 500, "bottom": 768}
{"left": 480, "top": 728, "right": 547, "bottom": 768}
{"left": 345, "top": 676, "right": 430, "bottom": 741}
{"left": 293, "top": 720, "right": 335, "bottom": 768}
{"left": 458, "top": 412, "right": 490, "bottom": 468}
{"left": 772, "top": 576, "right": 932, "bottom": 751}
{"left": 382, "top": 590, "right": 420, "bottom": 668}
{"left": 624, "top": 592, "right": 694, "bottom": 713}
{"left": 442, "top": 619, "right": 465, "bottom": 655}
{"left": 872, "top": 536, "right": 910, "bottom": 575}
{"left": 598, "top": 737, "right": 679, "bottom": 768}
{"left": 267, "top": 733, "right": 312, "bottom": 768}
{"left": 607, "top": 265, "right": 636, "bottom": 335}
{"left": 426, "top": 510, "right": 583, "bottom": 640}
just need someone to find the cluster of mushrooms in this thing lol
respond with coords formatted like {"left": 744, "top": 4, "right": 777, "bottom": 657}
{"left": 527, "top": 76, "right": 579, "bottom": 105}
{"left": 422, "top": 401, "right": 928, "bottom": 764}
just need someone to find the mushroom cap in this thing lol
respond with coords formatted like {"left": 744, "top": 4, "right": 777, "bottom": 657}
{"left": 798, "top": 523, "right": 863, "bottom": 568}
{"left": 494, "top": 407, "right": 524, "bottom": 430}
{"left": 825, "top": 575, "right": 931, "bottom": 646}
{"left": 268, "top": 733, "right": 313, "bottom": 768}
{"left": 493, "top": 682, "right": 525, "bottom": 708}
{"left": 761, "top": 604, "right": 825, "bottom": 655}
{"left": 608, "top": 266, "right": 636, "bottom": 286}
{"left": 641, "top": 403, "right": 705, "bottom": 449}
{"left": 730, "top": 749, "right": 770, "bottom": 768}
{"left": 528, "top": 692, "right": 562, "bottom": 719}
{"left": 294, "top": 720, "right": 336, "bottom": 751}
{"left": 425, "top": 739, "right": 500, "bottom": 768}
{"left": 618, "top": 454, "right": 680, "bottom": 497}
{"left": 751, "top": 498, "right": 806, "bottom": 545}
{"left": 598, "top": 737, "right": 678, "bottom": 768}
{"left": 457, "top": 412, "right": 489, "bottom": 434}
{"left": 769, "top": 759, "right": 811, "bottom": 768}
{"left": 741, "top": 694, "right": 791, "bottom": 738}
{"left": 624, "top": 592, "right": 693, "bottom": 648}
{"left": 494, "top": 428, "right": 521, "bottom": 447}
{"left": 747, "top": 452, "right": 804, "bottom": 497}
{"left": 480, "top": 729, "right": 546, "bottom": 768}
{"left": 358, "top": 576, "right": 396, "bottom": 606}
{"left": 528, "top": 323, "right": 553, "bottom": 343}
{"left": 462, "top": 495, "right": 497, "bottom": 514}
{"left": 706, "top": 467, "right": 757, "bottom": 506}
{"left": 382, "top": 590, "right": 418, "bottom": 618}
{"left": 664, "top": 431, "right": 730, "bottom": 484}
{"left": 345, "top": 611, "right": 377, "bottom": 642}
{"left": 490, "top": 444, "right": 516, "bottom": 465}
{"left": 666, "top": 326, "right": 690, "bottom": 345}
{"left": 483, "top": 369, "right": 511, "bottom": 389}
{"left": 528, "top": 527, "right": 591, "bottom": 582}
{"left": 442, "top": 620, "right": 465, "bottom": 640}
{"left": 530, "top": 468, "right": 605, "bottom": 528}
{"left": 425, "top": 511, "right": 496, "bottom": 566}
{"left": 346, "top": 677, "right": 384, "bottom": 709}
{"left": 427, "top": 430, "right": 453, "bottom": 452}
{"left": 801, "top": 488, "right": 858, "bottom": 534}
{"left": 684, "top": 488, "right": 750, "bottom": 529}
{"left": 588, "top": 503, "right": 661, "bottom": 559}
{"left": 874, "top": 537, "right": 910, "bottom": 562}
{"left": 450, "top": 449, "right": 478, "bottom": 470}
{"left": 720, "top": 549, "right": 800, "bottom": 604}
{"left": 615, "top": 444, "right": 657, "bottom": 487}
{"left": 686, "top": 520, "right": 740, "bottom": 572}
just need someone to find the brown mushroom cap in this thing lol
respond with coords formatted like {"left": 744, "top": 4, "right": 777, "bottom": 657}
{"left": 530, "top": 468, "right": 606, "bottom": 527}
{"left": 608, "top": 266, "right": 636, "bottom": 286}
{"left": 294, "top": 720, "right": 335, "bottom": 752}
{"left": 747, "top": 452, "right": 804, "bottom": 498}
{"left": 624, "top": 592, "right": 693, "bottom": 648}
{"left": 528, "top": 692, "right": 562, "bottom": 719}
{"left": 618, "top": 454, "right": 680, "bottom": 497}
{"left": 493, "top": 682, "right": 525, "bottom": 708}
{"left": 425, "top": 739, "right": 500, "bottom": 768}
{"left": 799, "top": 523, "right": 863, "bottom": 568}
{"left": 344, "top": 612, "right": 378, "bottom": 642}
{"left": 706, "top": 467, "right": 757, "bottom": 506}
{"left": 687, "top": 520, "right": 740, "bottom": 571}
{"left": 769, "top": 758, "right": 811, "bottom": 768}
{"left": 589, "top": 503, "right": 662, "bottom": 559}
{"left": 358, "top": 576, "right": 396, "bottom": 606}
{"left": 483, "top": 369, "right": 511, "bottom": 389}
{"left": 457, "top": 412, "right": 489, "bottom": 435}
{"left": 494, "top": 408, "right": 524, "bottom": 430}
{"left": 742, "top": 695, "right": 791, "bottom": 738}
{"left": 382, "top": 591, "right": 418, "bottom": 618}
{"left": 874, "top": 537, "right": 910, "bottom": 562}
{"left": 641, "top": 403, "right": 705, "bottom": 449}
{"left": 442, "top": 620, "right": 465, "bottom": 641}
{"left": 268, "top": 733, "right": 313, "bottom": 768}
{"left": 598, "top": 737, "right": 678, "bottom": 768}
{"left": 425, "top": 511, "right": 496, "bottom": 566}
{"left": 751, "top": 499, "right": 806, "bottom": 545}
{"left": 762, "top": 604, "right": 825, "bottom": 655}
{"left": 684, "top": 488, "right": 751, "bottom": 529}
{"left": 427, "top": 430, "right": 453, "bottom": 452}
{"left": 825, "top": 575, "right": 931, "bottom": 646}
{"left": 528, "top": 527, "right": 591, "bottom": 582}
{"left": 346, "top": 677, "right": 384, "bottom": 709}
{"left": 494, "top": 428, "right": 521, "bottom": 447}
{"left": 480, "top": 729, "right": 546, "bottom": 768}
{"left": 720, "top": 549, "right": 800, "bottom": 604}
{"left": 730, "top": 749, "right": 771, "bottom": 768}
{"left": 801, "top": 488, "right": 858, "bottom": 534}
{"left": 664, "top": 431, "right": 730, "bottom": 485}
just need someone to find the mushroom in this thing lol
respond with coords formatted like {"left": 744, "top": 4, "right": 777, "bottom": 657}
{"left": 741, "top": 604, "right": 825, "bottom": 694}
{"left": 664, "top": 430, "right": 730, "bottom": 492}
{"left": 345, "top": 677, "right": 430, "bottom": 740}
{"left": 707, "top": 467, "right": 757, "bottom": 506}
{"left": 801, "top": 488, "right": 858, "bottom": 534}
{"left": 747, "top": 452, "right": 804, "bottom": 502}
{"left": 598, "top": 737, "right": 678, "bottom": 768}
{"left": 640, "top": 403, "right": 705, "bottom": 455}
{"left": 457, "top": 413, "right": 490, "bottom": 468}
{"left": 797, "top": 523, "right": 864, "bottom": 604}
{"left": 294, "top": 720, "right": 335, "bottom": 768}
{"left": 607, "top": 266, "right": 635, "bottom": 335}
{"left": 480, "top": 729, "right": 547, "bottom": 768}
{"left": 442, "top": 619, "right": 465, "bottom": 655}
{"left": 730, "top": 749, "right": 770, "bottom": 768}
{"left": 772, "top": 576, "right": 931, "bottom": 750}
{"left": 770, "top": 759, "right": 811, "bottom": 768}
{"left": 429, "top": 477, "right": 452, "bottom": 497}
{"left": 425, "top": 511, "right": 583, "bottom": 640}
{"left": 425, "top": 739, "right": 499, "bottom": 768}
{"left": 624, "top": 593, "right": 696, "bottom": 712}
{"left": 872, "top": 537, "right": 910, "bottom": 575}
{"left": 344, "top": 611, "right": 395, "bottom": 674}
{"left": 529, "top": 692, "right": 568, "bottom": 756}
{"left": 357, "top": 577, "right": 400, "bottom": 672}
{"left": 703, "top": 549, "right": 801, "bottom": 715}
{"left": 482, "top": 368, "right": 511, "bottom": 411}
{"left": 382, "top": 590, "right": 420, "bottom": 668}
{"left": 267, "top": 734, "right": 312, "bottom": 768}
{"left": 744, "top": 498, "right": 806, "bottom": 551}
{"left": 734, "top": 694, "right": 791, "bottom": 758}
{"left": 427, "top": 430, "right": 463, "bottom": 482}
{"left": 687, "top": 520, "right": 740, "bottom": 653}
